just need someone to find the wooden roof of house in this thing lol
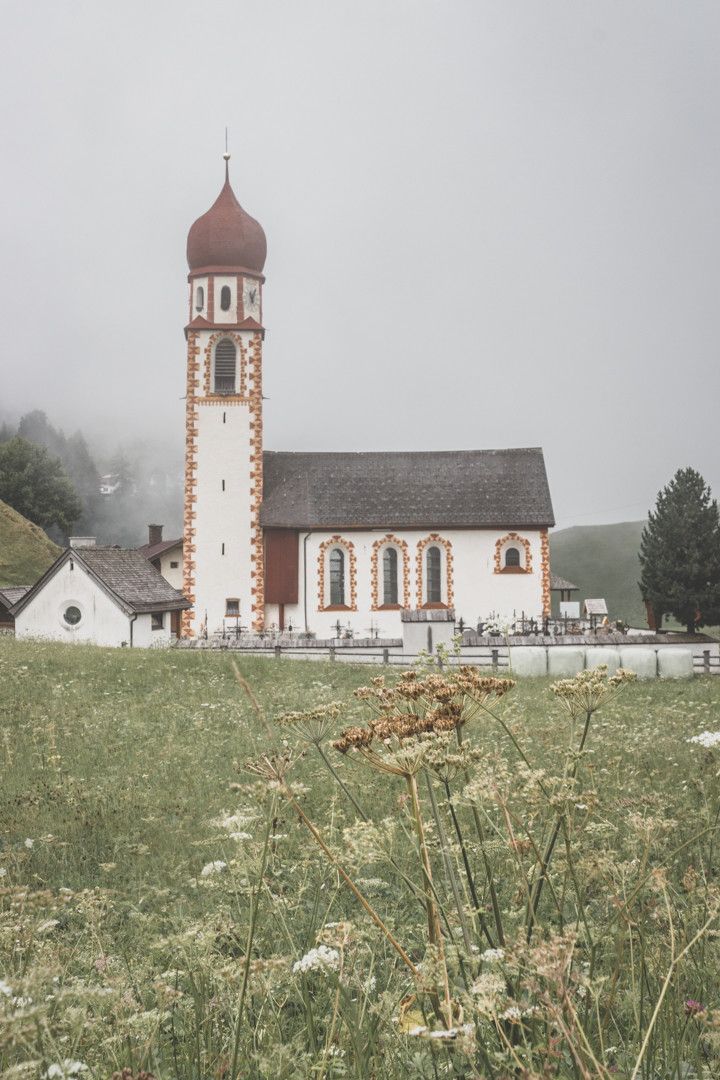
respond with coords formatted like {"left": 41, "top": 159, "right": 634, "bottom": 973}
{"left": 11, "top": 548, "right": 190, "bottom": 618}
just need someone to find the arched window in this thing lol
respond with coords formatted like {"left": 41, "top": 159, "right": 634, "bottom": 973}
{"left": 329, "top": 548, "right": 345, "bottom": 606}
{"left": 195, "top": 285, "right": 205, "bottom": 311}
{"left": 220, "top": 285, "right": 232, "bottom": 311}
{"left": 426, "top": 546, "right": 442, "bottom": 603}
{"left": 505, "top": 546, "right": 521, "bottom": 568}
{"left": 214, "top": 339, "right": 236, "bottom": 393}
{"left": 383, "top": 546, "right": 398, "bottom": 606}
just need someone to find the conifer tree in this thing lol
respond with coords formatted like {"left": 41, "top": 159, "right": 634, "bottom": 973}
{"left": 639, "top": 468, "right": 720, "bottom": 634}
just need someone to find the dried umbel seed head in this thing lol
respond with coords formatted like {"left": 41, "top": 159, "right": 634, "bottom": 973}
{"left": 333, "top": 726, "right": 374, "bottom": 754}
{"left": 551, "top": 666, "right": 636, "bottom": 717}
{"left": 275, "top": 702, "right": 344, "bottom": 744}
{"left": 244, "top": 750, "right": 296, "bottom": 785}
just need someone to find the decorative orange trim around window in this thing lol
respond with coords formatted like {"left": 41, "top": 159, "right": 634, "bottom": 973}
{"left": 370, "top": 534, "right": 411, "bottom": 611}
{"left": 203, "top": 331, "right": 248, "bottom": 397}
{"left": 415, "top": 534, "right": 454, "bottom": 608}
{"left": 317, "top": 535, "right": 357, "bottom": 611}
{"left": 494, "top": 532, "right": 533, "bottom": 574}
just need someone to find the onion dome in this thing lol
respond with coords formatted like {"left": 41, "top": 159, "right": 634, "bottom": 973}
{"left": 187, "top": 160, "right": 266, "bottom": 273}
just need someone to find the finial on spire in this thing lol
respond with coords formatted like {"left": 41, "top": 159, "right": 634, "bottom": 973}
{"left": 223, "top": 126, "right": 231, "bottom": 180}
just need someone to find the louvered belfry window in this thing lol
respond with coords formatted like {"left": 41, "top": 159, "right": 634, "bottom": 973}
{"left": 214, "top": 339, "right": 236, "bottom": 393}
{"left": 329, "top": 548, "right": 345, "bottom": 606}
{"left": 426, "top": 546, "right": 442, "bottom": 603}
{"left": 383, "top": 547, "right": 398, "bottom": 605}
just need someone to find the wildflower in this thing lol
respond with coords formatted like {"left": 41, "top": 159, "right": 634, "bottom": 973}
{"left": 688, "top": 731, "right": 720, "bottom": 749}
{"left": 0, "top": 979, "right": 12, "bottom": 997}
{"left": 480, "top": 947, "right": 505, "bottom": 963}
{"left": 499, "top": 1005, "right": 523, "bottom": 1022}
{"left": 685, "top": 998, "right": 706, "bottom": 1017}
{"left": 276, "top": 702, "right": 344, "bottom": 744}
{"left": 200, "top": 860, "right": 227, "bottom": 877}
{"left": 292, "top": 945, "right": 340, "bottom": 975}
{"left": 24, "top": 838, "right": 34, "bottom": 849}
{"left": 43, "top": 1063, "right": 89, "bottom": 1079}
{"left": 0, "top": 867, "right": 6, "bottom": 877}
{"left": 551, "top": 666, "right": 635, "bottom": 719}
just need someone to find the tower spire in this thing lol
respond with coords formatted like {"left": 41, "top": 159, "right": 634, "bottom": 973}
{"left": 223, "top": 126, "right": 230, "bottom": 182}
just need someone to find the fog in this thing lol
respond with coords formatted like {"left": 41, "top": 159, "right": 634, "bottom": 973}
{"left": 1, "top": 0, "right": 719, "bottom": 529}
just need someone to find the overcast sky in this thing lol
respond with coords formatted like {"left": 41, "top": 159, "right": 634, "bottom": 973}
{"left": 1, "top": 0, "right": 718, "bottom": 528}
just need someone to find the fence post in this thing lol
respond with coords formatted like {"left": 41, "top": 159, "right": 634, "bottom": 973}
{"left": 491, "top": 648, "right": 499, "bottom": 671}
{"left": 383, "top": 648, "right": 389, "bottom": 665}
{"left": 329, "top": 645, "right": 336, "bottom": 662}
{"left": 274, "top": 645, "right": 281, "bottom": 660}
{"left": 704, "top": 649, "right": 711, "bottom": 675}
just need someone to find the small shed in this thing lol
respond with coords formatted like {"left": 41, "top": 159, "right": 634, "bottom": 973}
{"left": 550, "top": 573, "right": 578, "bottom": 604}
{"left": 583, "top": 598, "right": 609, "bottom": 625}
{"left": 12, "top": 546, "right": 189, "bottom": 647}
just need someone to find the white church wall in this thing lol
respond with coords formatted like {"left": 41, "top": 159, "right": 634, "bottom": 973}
{"left": 15, "top": 560, "right": 132, "bottom": 647}
{"left": 192, "top": 401, "right": 254, "bottom": 635}
{"left": 275, "top": 528, "right": 547, "bottom": 639}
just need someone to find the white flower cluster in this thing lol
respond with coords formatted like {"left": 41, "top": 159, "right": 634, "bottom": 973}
{"left": 0, "top": 979, "right": 12, "bottom": 998}
{"left": 292, "top": 945, "right": 340, "bottom": 975}
{"left": 44, "top": 1062, "right": 89, "bottom": 1079}
{"left": 406, "top": 1022, "right": 475, "bottom": 1040}
{"left": 480, "top": 947, "right": 505, "bottom": 963}
{"left": 688, "top": 731, "right": 720, "bottom": 749}
{"left": 200, "top": 860, "right": 227, "bottom": 877}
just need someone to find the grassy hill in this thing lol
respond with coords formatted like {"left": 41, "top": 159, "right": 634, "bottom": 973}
{"left": 0, "top": 499, "right": 59, "bottom": 587}
{"left": 550, "top": 520, "right": 646, "bottom": 626}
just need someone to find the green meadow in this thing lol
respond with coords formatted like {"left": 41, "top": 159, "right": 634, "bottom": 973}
{"left": 2, "top": 637, "right": 720, "bottom": 1079}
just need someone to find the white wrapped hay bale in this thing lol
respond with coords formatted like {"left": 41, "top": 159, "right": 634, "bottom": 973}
{"left": 508, "top": 647, "right": 547, "bottom": 677}
{"left": 585, "top": 648, "right": 621, "bottom": 673}
{"left": 619, "top": 646, "right": 657, "bottom": 679}
{"left": 548, "top": 648, "right": 585, "bottom": 677}
{"left": 657, "top": 647, "right": 694, "bottom": 679}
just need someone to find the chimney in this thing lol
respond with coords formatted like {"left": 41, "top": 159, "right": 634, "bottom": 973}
{"left": 148, "top": 524, "right": 163, "bottom": 546}
{"left": 69, "top": 537, "right": 97, "bottom": 548}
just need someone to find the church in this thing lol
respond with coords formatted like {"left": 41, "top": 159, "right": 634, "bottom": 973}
{"left": 182, "top": 157, "right": 554, "bottom": 640}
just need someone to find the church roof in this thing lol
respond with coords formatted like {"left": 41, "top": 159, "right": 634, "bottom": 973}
{"left": 260, "top": 448, "right": 554, "bottom": 529}
{"left": 187, "top": 162, "right": 267, "bottom": 274}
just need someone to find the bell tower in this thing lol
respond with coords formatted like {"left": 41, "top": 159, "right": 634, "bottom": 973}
{"left": 182, "top": 154, "right": 267, "bottom": 637}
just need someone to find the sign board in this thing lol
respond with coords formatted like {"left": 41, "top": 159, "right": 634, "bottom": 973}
{"left": 584, "top": 599, "right": 608, "bottom": 616}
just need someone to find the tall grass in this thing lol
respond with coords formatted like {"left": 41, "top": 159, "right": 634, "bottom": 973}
{"left": 1, "top": 638, "right": 720, "bottom": 1078}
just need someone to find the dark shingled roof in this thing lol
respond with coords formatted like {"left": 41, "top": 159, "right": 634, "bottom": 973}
{"left": 78, "top": 548, "right": 189, "bottom": 613}
{"left": 260, "top": 448, "right": 554, "bottom": 529}
{"left": 11, "top": 548, "right": 189, "bottom": 617}
{"left": 136, "top": 537, "right": 183, "bottom": 561}
{"left": 0, "top": 586, "right": 30, "bottom": 608}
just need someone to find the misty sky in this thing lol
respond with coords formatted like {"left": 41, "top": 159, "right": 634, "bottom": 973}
{"left": 1, "top": 1, "right": 718, "bottom": 528}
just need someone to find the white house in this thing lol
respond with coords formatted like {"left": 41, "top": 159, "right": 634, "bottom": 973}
{"left": 179, "top": 157, "right": 556, "bottom": 639}
{"left": 137, "top": 525, "right": 184, "bottom": 591}
{"left": 12, "top": 544, "right": 189, "bottom": 647}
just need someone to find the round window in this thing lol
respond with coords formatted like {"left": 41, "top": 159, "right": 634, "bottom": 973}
{"left": 63, "top": 605, "right": 82, "bottom": 626}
